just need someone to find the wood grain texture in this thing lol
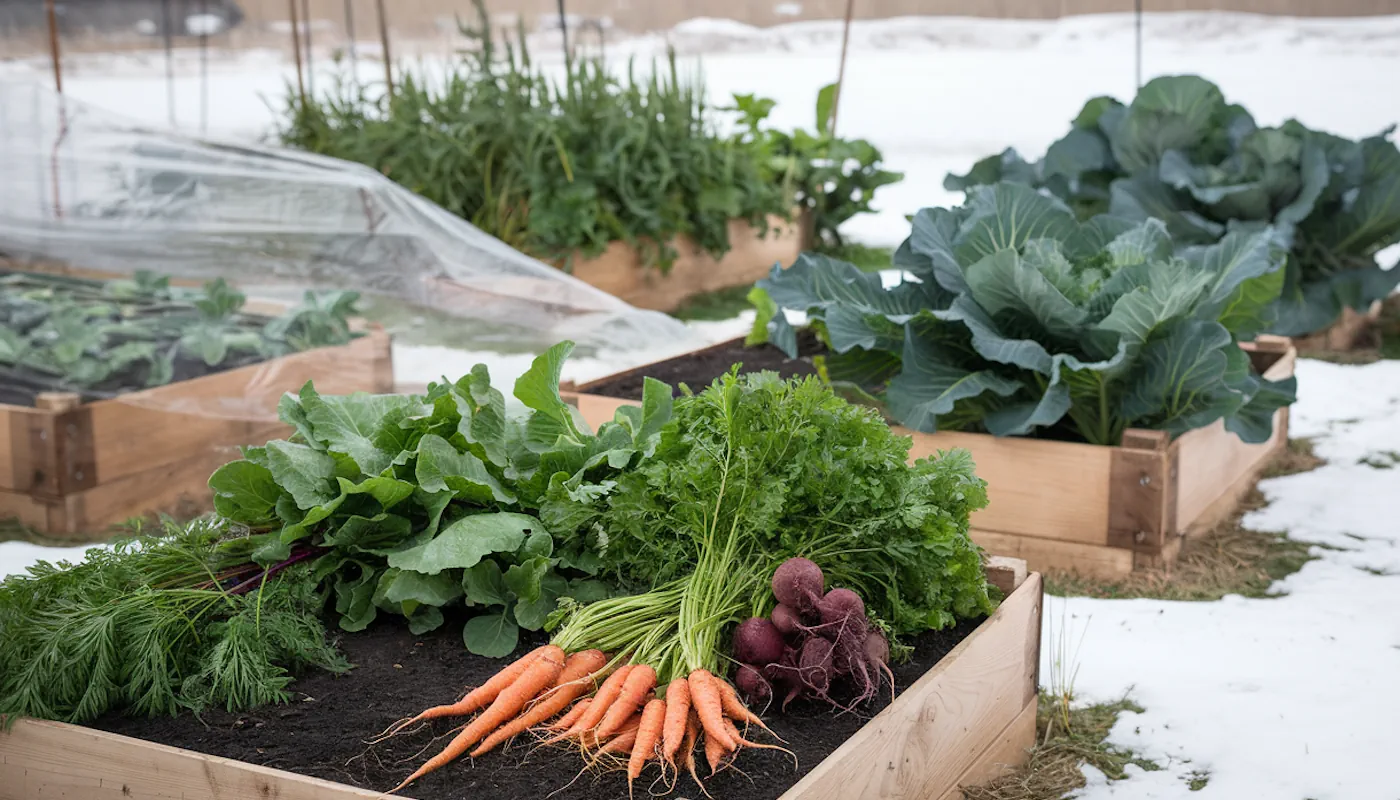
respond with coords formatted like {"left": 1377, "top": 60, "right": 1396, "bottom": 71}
{"left": 984, "top": 555, "right": 1029, "bottom": 597}
{"left": 973, "top": 530, "right": 1134, "bottom": 579}
{"left": 935, "top": 698, "right": 1038, "bottom": 800}
{"left": 567, "top": 215, "right": 802, "bottom": 312}
{"left": 778, "top": 573, "right": 1042, "bottom": 800}
{"left": 0, "top": 718, "right": 396, "bottom": 800}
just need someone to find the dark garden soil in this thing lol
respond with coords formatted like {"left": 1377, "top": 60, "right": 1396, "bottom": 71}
{"left": 585, "top": 332, "right": 825, "bottom": 401}
{"left": 94, "top": 612, "right": 982, "bottom": 800}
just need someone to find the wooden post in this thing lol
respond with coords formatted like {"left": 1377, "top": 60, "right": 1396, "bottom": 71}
{"left": 43, "top": 0, "right": 62, "bottom": 94}
{"left": 375, "top": 0, "right": 393, "bottom": 98}
{"left": 288, "top": 0, "right": 306, "bottom": 105}
{"left": 829, "top": 0, "right": 854, "bottom": 137}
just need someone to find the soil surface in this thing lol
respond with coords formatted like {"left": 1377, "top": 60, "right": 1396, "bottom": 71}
{"left": 94, "top": 612, "right": 982, "bottom": 800}
{"left": 585, "top": 331, "right": 825, "bottom": 401}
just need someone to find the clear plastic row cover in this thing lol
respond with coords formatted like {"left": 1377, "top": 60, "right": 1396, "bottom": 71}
{"left": 0, "top": 79, "right": 702, "bottom": 364}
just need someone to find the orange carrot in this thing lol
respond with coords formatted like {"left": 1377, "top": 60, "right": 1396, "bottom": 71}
{"left": 377, "top": 644, "right": 549, "bottom": 739}
{"left": 687, "top": 669, "right": 736, "bottom": 752}
{"left": 597, "top": 664, "right": 657, "bottom": 739}
{"left": 722, "top": 718, "right": 796, "bottom": 765}
{"left": 597, "top": 718, "right": 642, "bottom": 757}
{"left": 571, "top": 664, "right": 635, "bottom": 734}
{"left": 704, "top": 729, "right": 729, "bottom": 774}
{"left": 547, "top": 698, "right": 592, "bottom": 732}
{"left": 682, "top": 717, "right": 705, "bottom": 790}
{"left": 391, "top": 646, "right": 565, "bottom": 793}
{"left": 628, "top": 698, "right": 667, "bottom": 793}
{"left": 718, "top": 677, "right": 781, "bottom": 740}
{"left": 470, "top": 649, "right": 607, "bottom": 757}
{"left": 661, "top": 678, "right": 692, "bottom": 771}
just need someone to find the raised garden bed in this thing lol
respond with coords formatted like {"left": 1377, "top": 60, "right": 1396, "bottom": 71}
{"left": 565, "top": 215, "right": 803, "bottom": 312}
{"left": 566, "top": 335, "right": 1296, "bottom": 579}
{"left": 1294, "top": 300, "right": 1384, "bottom": 353}
{"left": 0, "top": 329, "right": 393, "bottom": 538}
{"left": 0, "top": 561, "right": 1040, "bottom": 800}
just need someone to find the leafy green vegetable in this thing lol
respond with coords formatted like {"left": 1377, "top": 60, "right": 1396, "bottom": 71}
{"left": 547, "top": 370, "right": 994, "bottom": 684}
{"left": 0, "top": 270, "right": 361, "bottom": 405}
{"left": 945, "top": 74, "right": 1400, "bottom": 336}
{"left": 728, "top": 84, "right": 904, "bottom": 250}
{"left": 0, "top": 518, "right": 348, "bottom": 724}
{"left": 208, "top": 341, "right": 655, "bottom": 655}
{"left": 754, "top": 182, "right": 1297, "bottom": 446}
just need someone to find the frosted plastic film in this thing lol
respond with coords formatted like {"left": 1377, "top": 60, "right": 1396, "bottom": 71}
{"left": 0, "top": 79, "right": 702, "bottom": 371}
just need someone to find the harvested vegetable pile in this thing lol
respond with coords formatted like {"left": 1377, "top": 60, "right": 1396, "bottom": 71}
{"left": 0, "top": 269, "right": 359, "bottom": 406}
{"left": 380, "top": 368, "right": 993, "bottom": 794}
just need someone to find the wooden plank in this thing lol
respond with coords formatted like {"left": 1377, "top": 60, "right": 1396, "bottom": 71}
{"left": 935, "top": 698, "right": 1038, "bottom": 800}
{"left": 973, "top": 530, "right": 1134, "bottom": 579}
{"left": 0, "top": 718, "right": 394, "bottom": 800}
{"left": 984, "top": 555, "right": 1028, "bottom": 597}
{"left": 1106, "top": 431, "right": 1170, "bottom": 552}
{"left": 778, "top": 573, "right": 1042, "bottom": 800}
{"left": 567, "top": 214, "right": 802, "bottom": 312}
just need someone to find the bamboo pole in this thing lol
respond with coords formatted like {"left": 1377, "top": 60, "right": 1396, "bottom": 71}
{"left": 375, "top": 0, "right": 393, "bottom": 98}
{"left": 289, "top": 0, "right": 306, "bottom": 104}
{"left": 829, "top": 0, "right": 855, "bottom": 137}
{"left": 43, "top": 0, "right": 62, "bottom": 93}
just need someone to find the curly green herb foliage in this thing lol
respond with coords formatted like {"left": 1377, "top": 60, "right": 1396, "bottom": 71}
{"left": 755, "top": 182, "right": 1297, "bottom": 446}
{"left": 277, "top": 1, "right": 784, "bottom": 272}
{"left": 728, "top": 83, "right": 903, "bottom": 250}
{"left": 0, "top": 270, "right": 360, "bottom": 402}
{"left": 543, "top": 371, "right": 993, "bottom": 683}
{"left": 208, "top": 342, "right": 667, "bottom": 657}
{"left": 0, "top": 517, "right": 347, "bottom": 725}
{"left": 945, "top": 75, "right": 1400, "bottom": 336}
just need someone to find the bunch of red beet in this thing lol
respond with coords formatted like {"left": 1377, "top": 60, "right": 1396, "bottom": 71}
{"left": 730, "top": 558, "right": 894, "bottom": 711}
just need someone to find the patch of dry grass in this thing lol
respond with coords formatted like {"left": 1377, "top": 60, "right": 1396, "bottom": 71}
{"left": 1044, "top": 439, "right": 1323, "bottom": 601}
{"left": 962, "top": 693, "right": 1158, "bottom": 800}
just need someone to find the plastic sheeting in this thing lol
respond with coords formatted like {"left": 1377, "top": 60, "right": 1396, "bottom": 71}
{"left": 0, "top": 79, "right": 703, "bottom": 363}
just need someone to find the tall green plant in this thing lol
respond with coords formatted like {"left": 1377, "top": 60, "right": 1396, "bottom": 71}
{"left": 729, "top": 83, "right": 904, "bottom": 249}
{"left": 277, "top": 1, "right": 785, "bottom": 271}
{"left": 945, "top": 75, "right": 1400, "bottom": 337}
{"left": 753, "top": 182, "right": 1297, "bottom": 446}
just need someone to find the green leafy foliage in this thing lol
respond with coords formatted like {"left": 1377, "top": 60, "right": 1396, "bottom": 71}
{"left": 208, "top": 342, "right": 664, "bottom": 655}
{"left": 277, "top": 0, "right": 787, "bottom": 272}
{"left": 0, "top": 518, "right": 348, "bottom": 724}
{"left": 754, "top": 182, "right": 1297, "bottom": 446}
{"left": 728, "top": 84, "right": 904, "bottom": 249}
{"left": 546, "top": 371, "right": 994, "bottom": 683}
{"left": 0, "top": 270, "right": 360, "bottom": 405}
{"left": 945, "top": 75, "right": 1400, "bottom": 336}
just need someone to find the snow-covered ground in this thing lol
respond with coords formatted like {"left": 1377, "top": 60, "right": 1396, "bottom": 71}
{"left": 1050, "top": 358, "right": 1400, "bottom": 800}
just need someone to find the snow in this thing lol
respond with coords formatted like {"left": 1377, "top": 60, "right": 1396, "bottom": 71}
{"left": 1050, "top": 357, "right": 1400, "bottom": 800}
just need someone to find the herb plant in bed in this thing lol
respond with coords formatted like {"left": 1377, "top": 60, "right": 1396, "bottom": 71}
{"left": 946, "top": 74, "right": 1400, "bottom": 344}
{"left": 0, "top": 269, "right": 391, "bottom": 538}
{"left": 0, "top": 344, "right": 1042, "bottom": 800}
{"left": 570, "top": 182, "right": 1300, "bottom": 577}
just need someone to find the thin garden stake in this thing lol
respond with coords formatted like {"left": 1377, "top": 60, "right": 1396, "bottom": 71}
{"left": 829, "top": 0, "right": 855, "bottom": 137}
{"left": 288, "top": 0, "right": 306, "bottom": 105}
{"left": 43, "top": 0, "right": 62, "bottom": 94}
{"left": 200, "top": 0, "right": 209, "bottom": 135}
{"left": 557, "top": 0, "right": 570, "bottom": 64}
{"left": 301, "top": 0, "right": 315, "bottom": 96}
{"left": 162, "top": 0, "right": 175, "bottom": 127}
{"left": 343, "top": 0, "right": 358, "bottom": 79}
{"left": 43, "top": 0, "right": 66, "bottom": 219}
{"left": 1135, "top": 0, "right": 1143, "bottom": 90}
{"left": 375, "top": 0, "right": 393, "bottom": 98}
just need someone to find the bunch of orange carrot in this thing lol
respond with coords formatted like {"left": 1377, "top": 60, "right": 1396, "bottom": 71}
{"left": 384, "top": 645, "right": 785, "bottom": 796}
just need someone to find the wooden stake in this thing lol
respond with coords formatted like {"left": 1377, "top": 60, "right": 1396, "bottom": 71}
{"left": 375, "top": 0, "right": 393, "bottom": 98}
{"left": 830, "top": 0, "right": 854, "bottom": 138}
{"left": 43, "top": 0, "right": 62, "bottom": 94}
{"left": 288, "top": 0, "right": 306, "bottom": 104}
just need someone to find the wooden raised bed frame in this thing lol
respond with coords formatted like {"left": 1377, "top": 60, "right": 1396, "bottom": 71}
{"left": 564, "top": 336, "right": 1296, "bottom": 579}
{"left": 565, "top": 214, "right": 803, "bottom": 312}
{"left": 0, "top": 561, "right": 1041, "bottom": 800}
{"left": 0, "top": 329, "right": 394, "bottom": 538}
